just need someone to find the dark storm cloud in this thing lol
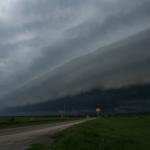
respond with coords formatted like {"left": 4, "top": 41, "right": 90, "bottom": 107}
{"left": 0, "top": 0, "right": 150, "bottom": 108}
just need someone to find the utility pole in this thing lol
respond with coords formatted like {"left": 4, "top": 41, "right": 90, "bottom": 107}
{"left": 63, "top": 103, "right": 66, "bottom": 117}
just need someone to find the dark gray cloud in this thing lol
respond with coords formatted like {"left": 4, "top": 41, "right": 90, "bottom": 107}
{"left": 0, "top": 0, "right": 150, "bottom": 108}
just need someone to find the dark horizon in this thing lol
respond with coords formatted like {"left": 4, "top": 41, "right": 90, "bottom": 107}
{"left": 1, "top": 83, "right": 150, "bottom": 116}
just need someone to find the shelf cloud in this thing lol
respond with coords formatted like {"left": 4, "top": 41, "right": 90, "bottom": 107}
{"left": 0, "top": 0, "right": 150, "bottom": 108}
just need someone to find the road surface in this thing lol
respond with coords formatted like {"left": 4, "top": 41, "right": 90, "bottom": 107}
{"left": 0, "top": 119, "right": 90, "bottom": 150}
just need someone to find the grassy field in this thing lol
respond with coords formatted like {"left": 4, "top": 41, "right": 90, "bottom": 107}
{"left": 0, "top": 116, "right": 78, "bottom": 128}
{"left": 29, "top": 116, "right": 150, "bottom": 150}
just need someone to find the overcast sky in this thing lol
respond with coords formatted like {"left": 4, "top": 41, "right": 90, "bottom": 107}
{"left": 0, "top": 0, "right": 150, "bottom": 108}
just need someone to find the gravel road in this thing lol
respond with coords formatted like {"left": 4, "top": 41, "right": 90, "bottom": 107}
{"left": 0, "top": 119, "right": 90, "bottom": 150}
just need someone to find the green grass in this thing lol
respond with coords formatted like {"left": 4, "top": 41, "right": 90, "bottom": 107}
{"left": 29, "top": 116, "right": 150, "bottom": 150}
{"left": 28, "top": 144, "right": 51, "bottom": 150}
{"left": 0, "top": 116, "right": 78, "bottom": 128}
